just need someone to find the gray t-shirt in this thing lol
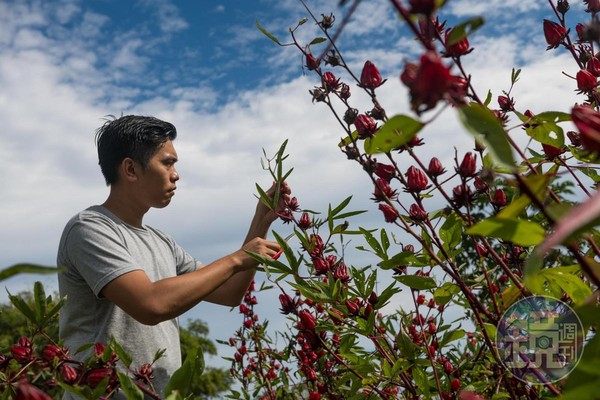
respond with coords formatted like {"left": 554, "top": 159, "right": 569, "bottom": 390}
{"left": 57, "top": 205, "right": 198, "bottom": 397}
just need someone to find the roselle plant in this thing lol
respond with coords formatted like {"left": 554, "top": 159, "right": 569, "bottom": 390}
{"left": 225, "top": 0, "right": 600, "bottom": 399}
{"left": 0, "top": 279, "right": 204, "bottom": 399}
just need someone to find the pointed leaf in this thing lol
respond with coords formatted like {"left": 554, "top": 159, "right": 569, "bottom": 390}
{"left": 446, "top": 17, "right": 485, "bottom": 45}
{"left": 364, "top": 114, "right": 423, "bottom": 154}
{"left": 255, "top": 21, "right": 281, "bottom": 45}
{"left": 458, "top": 103, "right": 515, "bottom": 170}
{"left": 395, "top": 275, "right": 437, "bottom": 290}
{"left": 117, "top": 371, "right": 144, "bottom": 400}
{"left": 0, "top": 263, "right": 58, "bottom": 281}
{"left": 164, "top": 346, "right": 205, "bottom": 397}
{"left": 467, "top": 217, "right": 545, "bottom": 246}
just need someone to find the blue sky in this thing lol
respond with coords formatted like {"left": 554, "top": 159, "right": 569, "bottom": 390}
{"left": 0, "top": 0, "right": 591, "bottom": 371}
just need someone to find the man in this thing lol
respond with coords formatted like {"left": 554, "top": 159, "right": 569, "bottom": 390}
{"left": 57, "top": 115, "right": 289, "bottom": 397}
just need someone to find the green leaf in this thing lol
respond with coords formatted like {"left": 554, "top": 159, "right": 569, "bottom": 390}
{"left": 440, "top": 329, "right": 465, "bottom": 347}
{"left": 434, "top": 282, "right": 460, "bottom": 305}
{"left": 466, "top": 217, "right": 546, "bottom": 246}
{"left": 309, "top": 37, "right": 327, "bottom": 45}
{"left": 8, "top": 291, "right": 37, "bottom": 322}
{"left": 446, "top": 17, "right": 485, "bottom": 45}
{"left": 439, "top": 212, "right": 463, "bottom": 251}
{"left": 110, "top": 337, "right": 133, "bottom": 368}
{"left": 395, "top": 275, "right": 437, "bottom": 290}
{"left": 255, "top": 21, "right": 281, "bottom": 45}
{"left": 525, "top": 266, "right": 592, "bottom": 305}
{"left": 164, "top": 346, "right": 205, "bottom": 397}
{"left": 117, "top": 371, "right": 144, "bottom": 400}
{"left": 457, "top": 103, "right": 515, "bottom": 170}
{"left": 364, "top": 114, "right": 424, "bottom": 154}
{"left": 524, "top": 113, "right": 569, "bottom": 148}
{"left": 0, "top": 263, "right": 58, "bottom": 281}
{"left": 497, "top": 173, "right": 552, "bottom": 219}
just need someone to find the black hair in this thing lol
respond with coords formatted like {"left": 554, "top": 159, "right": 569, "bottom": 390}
{"left": 95, "top": 115, "right": 177, "bottom": 185}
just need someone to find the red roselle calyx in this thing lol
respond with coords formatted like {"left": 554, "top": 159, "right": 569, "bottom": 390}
{"left": 443, "top": 29, "right": 471, "bottom": 57}
{"left": 298, "top": 212, "right": 312, "bottom": 230}
{"left": 298, "top": 309, "right": 317, "bottom": 330}
{"left": 571, "top": 104, "right": 600, "bottom": 153}
{"left": 409, "top": 203, "right": 428, "bottom": 222}
{"left": 306, "top": 53, "right": 320, "bottom": 70}
{"left": 497, "top": 95, "right": 514, "bottom": 112}
{"left": 374, "top": 162, "right": 396, "bottom": 181}
{"left": 354, "top": 114, "right": 378, "bottom": 139}
{"left": 379, "top": 204, "right": 399, "bottom": 223}
{"left": 360, "top": 60, "right": 385, "bottom": 89}
{"left": 279, "top": 293, "right": 297, "bottom": 314}
{"left": 16, "top": 381, "right": 52, "bottom": 400}
{"left": 542, "top": 143, "right": 565, "bottom": 159}
{"left": 59, "top": 364, "right": 79, "bottom": 385}
{"left": 576, "top": 69, "right": 598, "bottom": 92}
{"left": 587, "top": 57, "right": 600, "bottom": 76}
{"left": 373, "top": 178, "right": 397, "bottom": 201}
{"left": 458, "top": 152, "right": 477, "bottom": 178}
{"left": 585, "top": 0, "right": 600, "bottom": 13}
{"left": 333, "top": 262, "right": 351, "bottom": 282}
{"left": 427, "top": 157, "right": 446, "bottom": 177}
{"left": 404, "top": 51, "right": 454, "bottom": 114}
{"left": 405, "top": 166, "right": 429, "bottom": 192}
{"left": 408, "top": 0, "right": 443, "bottom": 15}
{"left": 321, "top": 71, "right": 340, "bottom": 92}
{"left": 491, "top": 188, "right": 507, "bottom": 207}
{"left": 543, "top": 19, "right": 567, "bottom": 49}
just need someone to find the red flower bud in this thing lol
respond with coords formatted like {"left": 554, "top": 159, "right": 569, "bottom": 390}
{"left": 354, "top": 114, "right": 378, "bottom": 139}
{"left": 453, "top": 184, "right": 472, "bottom": 207}
{"left": 444, "top": 361, "right": 453, "bottom": 374}
{"left": 492, "top": 189, "right": 507, "bottom": 207}
{"left": 279, "top": 293, "right": 297, "bottom": 315}
{"left": 409, "top": 203, "right": 428, "bottom": 222}
{"left": 321, "top": 71, "right": 340, "bottom": 91}
{"left": 360, "top": 60, "right": 384, "bottom": 89}
{"left": 400, "top": 62, "right": 418, "bottom": 87}
{"left": 60, "top": 364, "right": 79, "bottom": 384}
{"left": 313, "top": 257, "right": 329, "bottom": 275}
{"left": 306, "top": 53, "right": 320, "bottom": 70}
{"left": 305, "top": 367, "right": 318, "bottom": 381}
{"left": 298, "top": 309, "right": 317, "bottom": 330}
{"left": 444, "top": 29, "right": 470, "bottom": 57}
{"left": 374, "top": 162, "right": 396, "bottom": 181}
{"left": 576, "top": 23, "right": 586, "bottom": 41}
{"left": 458, "top": 152, "right": 477, "bottom": 177}
{"left": 11, "top": 345, "right": 33, "bottom": 363}
{"left": 373, "top": 178, "right": 397, "bottom": 201}
{"left": 587, "top": 57, "right": 600, "bottom": 76}
{"left": 543, "top": 19, "right": 567, "bottom": 49}
{"left": 474, "top": 242, "right": 489, "bottom": 258}
{"left": 298, "top": 212, "right": 312, "bottom": 230}
{"left": 473, "top": 176, "right": 488, "bottom": 192}
{"left": 379, "top": 204, "right": 399, "bottom": 223}
{"left": 18, "top": 337, "right": 32, "bottom": 348}
{"left": 408, "top": 51, "right": 453, "bottom": 113}
{"left": 16, "top": 381, "right": 52, "bottom": 400}
{"left": 345, "top": 299, "right": 361, "bottom": 316}
{"left": 427, "top": 157, "right": 446, "bottom": 177}
{"left": 333, "top": 263, "right": 350, "bottom": 282}
{"left": 542, "top": 143, "right": 565, "bottom": 159}
{"left": 416, "top": 294, "right": 426, "bottom": 305}
{"left": 450, "top": 378, "right": 461, "bottom": 391}
{"left": 308, "top": 234, "right": 324, "bottom": 258}
{"left": 94, "top": 342, "right": 106, "bottom": 357}
{"left": 571, "top": 104, "right": 600, "bottom": 153}
{"left": 405, "top": 166, "right": 429, "bottom": 192}
{"left": 86, "top": 368, "right": 113, "bottom": 389}
{"left": 585, "top": 0, "right": 600, "bottom": 13}
{"left": 576, "top": 69, "right": 597, "bottom": 92}
{"left": 498, "top": 95, "right": 514, "bottom": 112}
{"left": 567, "top": 130, "right": 581, "bottom": 146}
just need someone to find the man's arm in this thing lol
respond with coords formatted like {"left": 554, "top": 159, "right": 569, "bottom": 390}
{"left": 101, "top": 182, "right": 290, "bottom": 325}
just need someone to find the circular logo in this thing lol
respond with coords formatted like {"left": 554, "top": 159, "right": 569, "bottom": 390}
{"left": 496, "top": 295, "right": 584, "bottom": 384}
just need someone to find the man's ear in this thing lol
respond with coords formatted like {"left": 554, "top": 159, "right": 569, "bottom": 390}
{"left": 120, "top": 158, "right": 139, "bottom": 182}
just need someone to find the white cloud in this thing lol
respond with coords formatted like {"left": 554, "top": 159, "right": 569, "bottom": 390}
{"left": 448, "top": 0, "right": 543, "bottom": 17}
{"left": 0, "top": 0, "right": 591, "bottom": 372}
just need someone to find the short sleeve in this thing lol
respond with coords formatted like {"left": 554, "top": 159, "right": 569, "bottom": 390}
{"left": 61, "top": 216, "right": 141, "bottom": 297}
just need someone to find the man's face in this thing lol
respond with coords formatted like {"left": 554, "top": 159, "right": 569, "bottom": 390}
{"left": 137, "top": 140, "right": 179, "bottom": 209}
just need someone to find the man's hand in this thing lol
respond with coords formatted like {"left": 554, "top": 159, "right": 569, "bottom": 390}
{"left": 258, "top": 181, "right": 292, "bottom": 224}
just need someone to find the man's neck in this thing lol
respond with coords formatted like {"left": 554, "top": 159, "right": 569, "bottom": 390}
{"left": 102, "top": 191, "right": 148, "bottom": 228}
